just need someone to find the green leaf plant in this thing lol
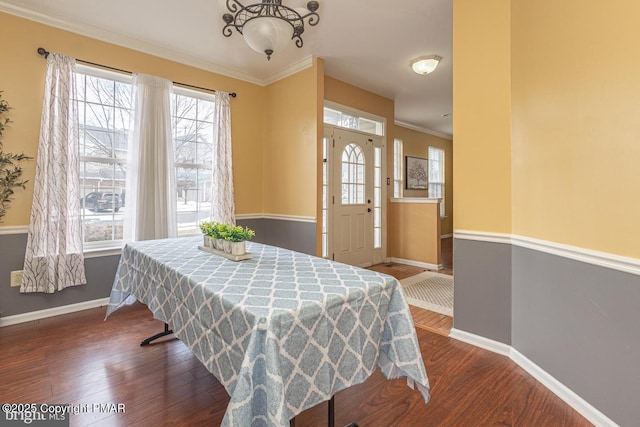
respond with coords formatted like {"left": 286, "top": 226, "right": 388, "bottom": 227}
{"left": 0, "top": 91, "right": 33, "bottom": 222}
{"left": 199, "top": 221, "right": 255, "bottom": 242}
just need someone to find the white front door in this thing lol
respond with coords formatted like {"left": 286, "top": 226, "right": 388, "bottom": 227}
{"left": 330, "top": 128, "right": 384, "bottom": 267}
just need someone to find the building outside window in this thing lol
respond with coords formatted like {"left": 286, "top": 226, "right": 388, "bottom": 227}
{"left": 75, "top": 66, "right": 214, "bottom": 248}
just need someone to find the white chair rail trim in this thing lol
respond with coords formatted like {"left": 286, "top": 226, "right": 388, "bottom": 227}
{"left": 262, "top": 214, "right": 317, "bottom": 223}
{"left": 2, "top": 215, "right": 316, "bottom": 236}
{"left": 0, "top": 225, "right": 29, "bottom": 235}
{"left": 454, "top": 230, "right": 640, "bottom": 276}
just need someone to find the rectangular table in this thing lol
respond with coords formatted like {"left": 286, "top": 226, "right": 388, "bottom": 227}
{"left": 106, "top": 236, "right": 430, "bottom": 426}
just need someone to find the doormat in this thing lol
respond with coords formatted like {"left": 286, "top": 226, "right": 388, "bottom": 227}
{"left": 400, "top": 271, "right": 453, "bottom": 317}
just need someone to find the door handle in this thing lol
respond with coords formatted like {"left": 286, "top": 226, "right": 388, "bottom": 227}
{"left": 367, "top": 199, "right": 371, "bottom": 204}
{"left": 367, "top": 208, "right": 372, "bottom": 213}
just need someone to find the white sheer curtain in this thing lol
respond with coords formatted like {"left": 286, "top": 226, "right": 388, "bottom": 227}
{"left": 211, "top": 92, "right": 235, "bottom": 224}
{"left": 21, "top": 53, "right": 86, "bottom": 293}
{"left": 124, "top": 74, "right": 177, "bottom": 242}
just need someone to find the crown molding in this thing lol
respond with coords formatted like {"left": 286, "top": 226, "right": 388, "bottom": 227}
{"left": 395, "top": 120, "right": 453, "bottom": 141}
{"left": 0, "top": 1, "right": 271, "bottom": 86}
{"left": 261, "top": 56, "right": 314, "bottom": 85}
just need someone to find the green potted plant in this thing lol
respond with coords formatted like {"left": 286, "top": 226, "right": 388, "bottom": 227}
{"left": 0, "top": 91, "right": 32, "bottom": 222}
{"left": 199, "top": 221, "right": 218, "bottom": 248}
{"left": 223, "top": 225, "right": 255, "bottom": 255}
{"left": 213, "top": 222, "right": 227, "bottom": 251}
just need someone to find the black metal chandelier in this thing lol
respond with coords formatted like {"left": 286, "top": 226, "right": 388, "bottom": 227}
{"left": 222, "top": 0, "right": 320, "bottom": 60}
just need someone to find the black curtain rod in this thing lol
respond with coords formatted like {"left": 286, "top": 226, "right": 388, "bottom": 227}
{"left": 36, "top": 48, "right": 237, "bottom": 98}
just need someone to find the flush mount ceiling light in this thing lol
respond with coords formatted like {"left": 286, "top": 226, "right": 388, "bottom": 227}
{"left": 222, "top": 0, "right": 320, "bottom": 61}
{"left": 410, "top": 55, "right": 442, "bottom": 75}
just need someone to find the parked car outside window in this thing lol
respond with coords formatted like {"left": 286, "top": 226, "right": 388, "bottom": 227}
{"left": 83, "top": 192, "right": 122, "bottom": 212}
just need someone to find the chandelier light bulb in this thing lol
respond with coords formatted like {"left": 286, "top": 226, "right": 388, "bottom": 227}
{"left": 221, "top": 0, "right": 321, "bottom": 60}
{"left": 243, "top": 17, "right": 294, "bottom": 60}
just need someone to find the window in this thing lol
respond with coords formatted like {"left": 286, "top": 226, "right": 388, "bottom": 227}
{"left": 172, "top": 90, "right": 215, "bottom": 236}
{"left": 75, "top": 66, "right": 216, "bottom": 247}
{"left": 341, "top": 143, "right": 365, "bottom": 205}
{"left": 428, "top": 146, "right": 445, "bottom": 216}
{"left": 324, "top": 106, "right": 384, "bottom": 136}
{"left": 373, "top": 146, "right": 382, "bottom": 248}
{"left": 76, "top": 67, "right": 131, "bottom": 247}
{"left": 322, "top": 136, "right": 329, "bottom": 258}
{"left": 393, "top": 138, "right": 403, "bottom": 197}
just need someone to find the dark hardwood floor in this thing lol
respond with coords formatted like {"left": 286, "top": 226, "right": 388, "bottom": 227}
{"left": 0, "top": 302, "right": 592, "bottom": 426}
{"left": 369, "top": 237, "right": 455, "bottom": 336}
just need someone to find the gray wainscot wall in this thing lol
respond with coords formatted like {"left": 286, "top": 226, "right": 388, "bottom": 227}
{"left": 454, "top": 236, "right": 639, "bottom": 426}
{"left": 0, "top": 218, "right": 316, "bottom": 319}
{"left": 453, "top": 238, "right": 512, "bottom": 344}
{"left": 0, "top": 233, "right": 120, "bottom": 318}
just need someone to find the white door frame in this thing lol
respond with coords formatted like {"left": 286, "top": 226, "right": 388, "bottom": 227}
{"left": 323, "top": 125, "right": 387, "bottom": 266}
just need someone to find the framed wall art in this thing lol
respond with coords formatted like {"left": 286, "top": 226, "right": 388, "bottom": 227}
{"left": 405, "top": 156, "right": 428, "bottom": 190}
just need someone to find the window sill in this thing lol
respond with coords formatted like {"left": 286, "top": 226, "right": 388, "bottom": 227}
{"left": 84, "top": 245, "right": 123, "bottom": 259}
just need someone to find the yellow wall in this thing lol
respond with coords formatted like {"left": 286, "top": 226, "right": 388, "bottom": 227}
{"left": 394, "top": 125, "right": 453, "bottom": 235}
{"left": 452, "top": 0, "right": 512, "bottom": 234}
{"left": 324, "top": 76, "right": 395, "bottom": 180}
{"left": 511, "top": 0, "right": 640, "bottom": 258}
{"left": 388, "top": 201, "right": 441, "bottom": 266}
{"left": 0, "top": 12, "right": 265, "bottom": 225}
{"left": 324, "top": 77, "right": 395, "bottom": 130}
{"left": 263, "top": 60, "right": 322, "bottom": 218}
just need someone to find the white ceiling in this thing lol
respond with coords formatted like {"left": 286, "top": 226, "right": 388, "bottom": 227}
{"left": 2, "top": 0, "right": 453, "bottom": 138}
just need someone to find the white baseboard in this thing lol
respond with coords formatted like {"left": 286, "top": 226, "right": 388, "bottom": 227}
{"left": 449, "top": 328, "right": 511, "bottom": 357}
{"left": 389, "top": 257, "right": 442, "bottom": 271}
{"left": 449, "top": 329, "right": 619, "bottom": 427}
{"left": 0, "top": 297, "right": 110, "bottom": 328}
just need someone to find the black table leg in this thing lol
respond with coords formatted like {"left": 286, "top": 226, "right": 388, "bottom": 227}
{"left": 329, "top": 395, "right": 335, "bottom": 427}
{"left": 284, "top": 396, "right": 361, "bottom": 427}
{"left": 140, "top": 322, "right": 174, "bottom": 346}
{"left": 329, "top": 396, "right": 358, "bottom": 427}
